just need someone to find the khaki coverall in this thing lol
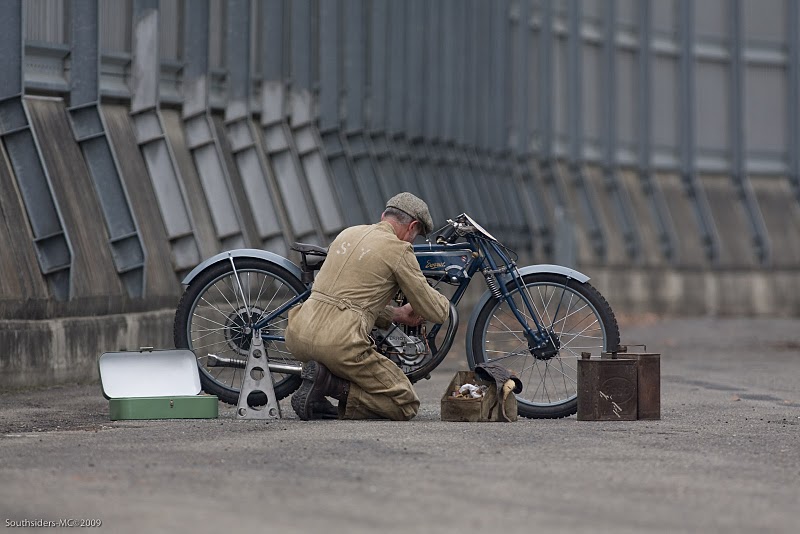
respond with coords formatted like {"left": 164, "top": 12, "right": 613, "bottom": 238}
{"left": 285, "top": 221, "right": 450, "bottom": 420}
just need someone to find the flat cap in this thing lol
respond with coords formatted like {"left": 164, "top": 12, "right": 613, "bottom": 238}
{"left": 385, "top": 192, "right": 434, "bottom": 235}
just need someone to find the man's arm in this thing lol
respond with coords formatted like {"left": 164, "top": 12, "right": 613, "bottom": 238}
{"left": 393, "top": 250, "right": 450, "bottom": 324}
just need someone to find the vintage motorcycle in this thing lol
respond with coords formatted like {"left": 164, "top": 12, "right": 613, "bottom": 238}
{"left": 173, "top": 213, "right": 620, "bottom": 419}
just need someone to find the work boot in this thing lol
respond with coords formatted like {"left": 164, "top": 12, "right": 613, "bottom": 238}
{"left": 309, "top": 398, "right": 339, "bottom": 419}
{"left": 291, "top": 361, "right": 350, "bottom": 420}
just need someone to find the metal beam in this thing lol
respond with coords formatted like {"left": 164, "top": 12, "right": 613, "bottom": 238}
{"left": 789, "top": 0, "right": 800, "bottom": 207}
{"left": 340, "top": 0, "right": 388, "bottom": 217}
{"left": 0, "top": 0, "right": 72, "bottom": 299}
{"left": 729, "top": 0, "right": 771, "bottom": 265}
{"left": 566, "top": 0, "right": 606, "bottom": 261}
{"left": 637, "top": 0, "right": 678, "bottom": 263}
{"left": 510, "top": 0, "right": 550, "bottom": 257}
{"left": 538, "top": 0, "right": 570, "bottom": 262}
{"left": 679, "top": 0, "right": 719, "bottom": 263}
{"left": 601, "top": 0, "right": 641, "bottom": 261}
{"left": 70, "top": 0, "right": 145, "bottom": 296}
{"left": 131, "top": 0, "right": 201, "bottom": 272}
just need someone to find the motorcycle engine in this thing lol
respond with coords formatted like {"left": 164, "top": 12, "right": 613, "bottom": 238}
{"left": 372, "top": 324, "right": 431, "bottom": 375}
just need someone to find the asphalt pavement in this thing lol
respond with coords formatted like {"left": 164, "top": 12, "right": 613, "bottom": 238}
{"left": 1, "top": 317, "right": 799, "bottom": 533}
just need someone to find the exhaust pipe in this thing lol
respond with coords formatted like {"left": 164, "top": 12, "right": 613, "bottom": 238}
{"left": 205, "top": 354, "right": 302, "bottom": 375}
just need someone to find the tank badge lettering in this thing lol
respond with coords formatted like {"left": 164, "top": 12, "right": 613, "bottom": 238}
{"left": 425, "top": 260, "right": 446, "bottom": 269}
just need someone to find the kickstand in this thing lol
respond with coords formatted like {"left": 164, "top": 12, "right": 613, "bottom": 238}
{"left": 236, "top": 329, "right": 281, "bottom": 420}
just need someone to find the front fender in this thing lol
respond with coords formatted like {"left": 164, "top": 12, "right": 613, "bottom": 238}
{"left": 465, "top": 264, "right": 591, "bottom": 368}
{"left": 181, "top": 249, "right": 303, "bottom": 286}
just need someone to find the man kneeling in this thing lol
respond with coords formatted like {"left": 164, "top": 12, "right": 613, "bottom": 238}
{"left": 285, "top": 193, "right": 450, "bottom": 420}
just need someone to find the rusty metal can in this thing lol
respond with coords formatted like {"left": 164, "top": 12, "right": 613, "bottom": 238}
{"left": 634, "top": 353, "right": 660, "bottom": 420}
{"left": 602, "top": 345, "right": 661, "bottom": 420}
{"left": 577, "top": 357, "right": 638, "bottom": 421}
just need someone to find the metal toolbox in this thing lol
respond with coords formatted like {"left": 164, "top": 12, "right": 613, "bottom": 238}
{"left": 99, "top": 349, "right": 218, "bottom": 420}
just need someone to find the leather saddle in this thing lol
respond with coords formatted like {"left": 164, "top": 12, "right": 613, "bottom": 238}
{"left": 291, "top": 242, "right": 328, "bottom": 283}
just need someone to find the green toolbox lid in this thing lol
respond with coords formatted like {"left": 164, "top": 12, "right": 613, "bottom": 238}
{"left": 98, "top": 349, "right": 201, "bottom": 400}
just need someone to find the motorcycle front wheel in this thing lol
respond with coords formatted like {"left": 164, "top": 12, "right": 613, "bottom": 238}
{"left": 470, "top": 273, "right": 620, "bottom": 419}
{"left": 173, "top": 258, "right": 306, "bottom": 404}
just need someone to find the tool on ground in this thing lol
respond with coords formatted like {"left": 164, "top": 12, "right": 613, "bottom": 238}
{"left": 441, "top": 366, "right": 522, "bottom": 422}
{"left": 98, "top": 348, "right": 218, "bottom": 420}
{"left": 235, "top": 329, "right": 281, "bottom": 420}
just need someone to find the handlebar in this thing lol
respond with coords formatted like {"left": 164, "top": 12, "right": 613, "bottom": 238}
{"left": 436, "top": 223, "right": 458, "bottom": 244}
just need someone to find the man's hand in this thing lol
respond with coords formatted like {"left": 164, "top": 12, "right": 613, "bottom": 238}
{"left": 392, "top": 303, "right": 425, "bottom": 326}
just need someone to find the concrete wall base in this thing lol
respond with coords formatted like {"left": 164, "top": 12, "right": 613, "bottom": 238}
{"left": 1, "top": 310, "right": 174, "bottom": 391}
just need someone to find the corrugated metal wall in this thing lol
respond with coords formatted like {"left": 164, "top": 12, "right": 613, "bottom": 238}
{"left": 3, "top": 0, "right": 800, "bottom": 319}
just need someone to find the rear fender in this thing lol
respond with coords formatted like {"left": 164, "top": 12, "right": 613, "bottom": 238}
{"left": 181, "top": 249, "right": 303, "bottom": 286}
{"left": 465, "top": 264, "right": 591, "bottom": 368}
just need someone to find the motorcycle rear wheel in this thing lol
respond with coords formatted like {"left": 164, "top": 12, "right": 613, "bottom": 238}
{"left": 173, "top": 258, "right": 306, "bottom": 405}
{"left": 470, "top": 273, "right": 620, "bottom": 419}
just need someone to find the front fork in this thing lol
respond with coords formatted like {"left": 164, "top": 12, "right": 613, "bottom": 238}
{"left": 481, "top": 245, "right": 561, "bottom": 360}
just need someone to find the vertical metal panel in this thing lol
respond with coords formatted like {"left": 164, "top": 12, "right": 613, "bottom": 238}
{"left": 70, "top": 0, "right": 146, "bottom": 296}
{"left": 695, "top": 62, "right": 729, "bottom": 154}
{"left": 441, "top": 0, "right": 457, "bottom": 144}
{"left": 343, "top": 0, "right": 365, "bottom": 132}
{"left": 729, "top": 0, "right": 771, "bottom": 264}
{"left": 24, "top": 0, "right": 68, "bottom": 44}
{"left": 424, "top": 0, "right": 441, "bottom": 142}
{"left": 490, "top": 0, "right": 509, "bottom": 153}
{"left": 176, "top": 0, "right": 249, "bottom": 250}
{"left": 602, "top": 0, "right": 640, "bottom": 260}
{"left": 743, "top": 0, "right": 785, "bottom": 43}
{"left": 478, "top": 0, "right": 492, "bottom": 150}
{"left": 695, "top": 0, "right": 727, "bottom": 38}
{"left": 159, "top": 0, "right": 182, "bottom": 60}
{"left": 744, "top": 67, "right": 786, "bottom": 154}
{"left": 131, "top": 0, "right": 201, "bottom": 270}
{"left": 259, "top": 0, "right": 323, "bottom": 243}
{"left": 321, "top": 0, "right": 371, "bottom": 225}
{"left": 514, "top": 0, "right": 530, "bottom": 155}
{"left": 637, "top": 0, "right": 677, "bottom": 261}
{"left": 318, "top": 0, "right": 340, "bottom": 132}
{"left": 405, "top": 0, "right": 423, "bottom": 141}
{"left": 1, "top": 1, "right": 24, "bottom": 96}
{"left": 567, "top": 0, "right": 584, "bottom": 168}
{"left": 209, "top": 0, "right": 226, "bottom": 70}
{"left": 452, "top": 0, "right": 467, "bottom": 147}
{"left": 387, "top": 0, "right": 405, "bottom": 136}
{"left": 565, "top": 0, "right": 605, "bottom": 260}
{"left": 368, "top": 0, "right": 388, "bottom": 132}
{"left": 131, "top": 0, "right": 159, "bottom": 113}
{"left": 2, "top": 0, "right": 72, "bottom": 299}
{"left": 511, "top": 0, "right": 549, "bottom": 252}
{"left": 538, "top": 1, "right": 568, "bottom": 214}
{"left": 616, "top": 50, "right": 637, "bottom": 149}
{"left": 679, "top": 0, "right": 719, "bottom": 262}
{"left": 788, "top": 0, "right": 800, "bottom": 202}
{"left": 652, "top": 0, "right": 676, "bottom": 34}
{"left": 183, "top": 1, "right": 209, "bottom": 118}
{"left": 291, "top": 0, "right": 312, "bottom": 90}
{"left": 464, "top": 0, "right": 480, "bottom": 170}
{"left": 99, "top": 0, "right": 132, "bottom": 53}
{"left": 262, "top": 0, "right": 285, "bottom": 81}
{"left": 538, "top": 1, "right": 555, "bottom": 158}
{"left": 341, "top": 0, "right": 384, "bottom": 221}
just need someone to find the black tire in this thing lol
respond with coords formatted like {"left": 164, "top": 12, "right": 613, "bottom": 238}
{"left": 470, "top": 273, "right": 620, "bottom": 419}
{"left": 173, "top": 258, "right": 307, "bottom": 405}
